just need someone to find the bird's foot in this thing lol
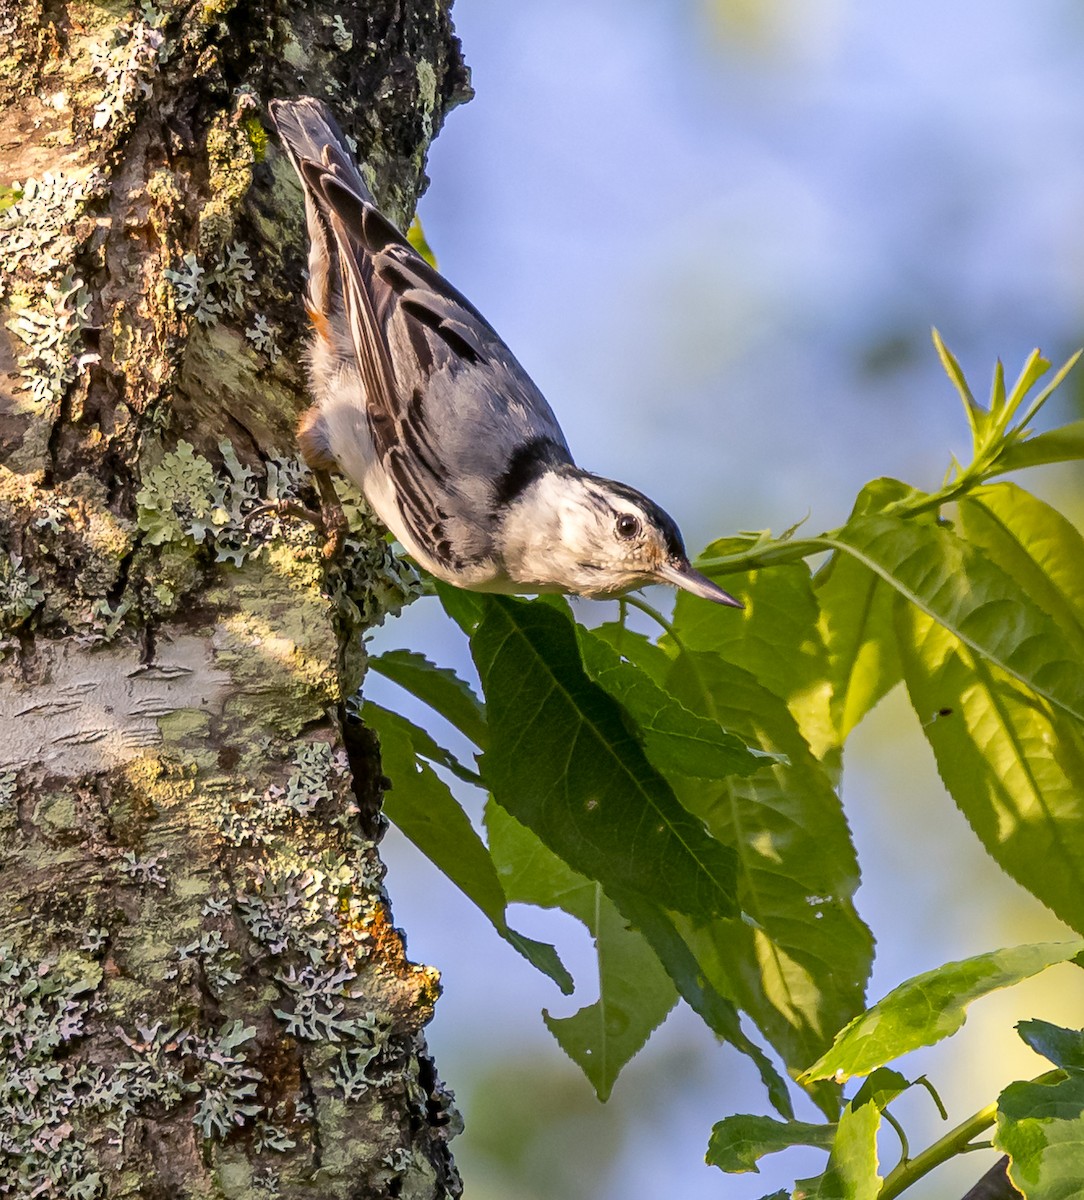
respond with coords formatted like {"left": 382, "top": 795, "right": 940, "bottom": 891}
{"left": 245, "top": 497, "right": 346, "bottom": 559}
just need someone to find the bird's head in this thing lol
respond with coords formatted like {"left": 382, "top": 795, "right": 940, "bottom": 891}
{"left": 498, "top": 466, "right": 742, "bottom": 605}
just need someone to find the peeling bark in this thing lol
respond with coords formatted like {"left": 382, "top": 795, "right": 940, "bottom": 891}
{"left": 0, "top": 0, "right": 471, "bottom": 1195}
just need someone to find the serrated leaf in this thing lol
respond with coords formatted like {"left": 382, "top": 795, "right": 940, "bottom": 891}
{"left": 850, "top": 1067, "right": 911, "bottom": 1112}
{"left": 959, "top": 484, "right": 1084, "bottom": 662}
{"left": 368, "top": 648, "right": 487, "bottom": 748}
{"left": 898, "top": 603, "right": 1084, "bottom": 934}
{"left": 364, "top": 703, "right": 572, "bottom": 993}
{"left": 824, "top": 514, "right": 1084, "bottom": 725}
{"left": 467, "top": 594, "right": 739, "bottom": 920}
{"left": 663, "top": 649, "right": 872, "bottom": 1100}
{"left": 794, "top": 1101, "right": 881, "bottom": 1200}
{"left": 608, "top": 885, "right": 794, "bottom": 1118}
{"left": 996, "top": 1070, "right": 1084, "bottom": 1200}
{"left": 706, "top": 1115, "right": 835, "bottom": 1174}
{"left": 486, "top": 800, "right": 678, "bottom": 1100}
{"left": 672, "top": 561, "right": 834, "bottom": 759}
{"left": 995, "top": 420, "right": 1084, "bottom": 474}
{"left": 575, "top": 624, "right": 774, "bottom": 780}
{"left": 1017, "top": 1020, "right": 1084, "bottom": 1071}
{"left": 802, "top": 942, "right": 1084, "bottom": 1083}
{"left": 816, "top": 481, "right": 911, "bottom": 743}
{"left": 933, "top": 328, "right": 987, "bottom": 445}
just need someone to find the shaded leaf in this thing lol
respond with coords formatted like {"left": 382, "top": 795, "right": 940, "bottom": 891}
{"left": 364, "top": 703, "right": 572, "bottom": 993}
{"left": 825, "top": 514, "right": 1084, "bottom": 725}
{"left": 663, "top": 649, "right": 872, "bottom": 1097}
{"left": 706, "top": 1114, "right": 835, "bottom": 1174}
{"left": 802, "top": 942, "right": 1084, "bottom": 1083}
{"left": 575, "top": 624, "right": 774, "bottom": 780}
{"left": 469, "top": 594, "right": 739, "bottom": 920}
{"left": 899, "top": 604, "right": 1084, "bottom": 934}
{"left": 996, "top": 1071, "right": 1084, "bottom": 1200}
{"left": 486, "top": 801, "right": 678, "bottom": 1100}
{"left": 1017, "top": 1020, "right": 1084, "bottom": 1071}
{"left": 608, "top": 885, "right": 793, "bottom": 1118}
{"left": 850, "top": 1068, "right": 911, "bottom": 1112}
{"left": 368, "top": 648, "right": 487, "bottom": 748}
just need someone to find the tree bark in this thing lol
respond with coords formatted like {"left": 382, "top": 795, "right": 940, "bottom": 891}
{"left": 0, "top": 0, "right": 471, "bottom": 1195}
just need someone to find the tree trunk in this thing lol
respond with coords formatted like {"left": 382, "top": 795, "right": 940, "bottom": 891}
{"left": 0, "top": 0, "right": 471, "bottom": 1195}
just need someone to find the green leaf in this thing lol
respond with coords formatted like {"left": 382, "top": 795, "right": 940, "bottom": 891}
{"left": 467, "top": 594, "right": 739, "bottom": 920}
{"left": 575, "top": 624, "right": 774, "bottom": 780}
{"left": 898, "top": 604, "right": 1084, "bottom": 934}
{"left": 959, "top": 484, "right": 1084, "bottom": 661}
{"left": 824, "top": 513, "right": 1084, "bottom": 725}
{"left": 816, "top": 481, "right": 910, "bottom": 742}
{"left": 608, "top": 885, "right": 794, "bottom": 1118}
{"left": 664, "top": 649, "right": 872, "bottom": 1094}
{"left": 706, "top": 1114, "right": 835, "bottom": 1173}
{"left": 802, "top": 942, "right": 1084, "bottom": 1083}
{"left": 368, "top": 648, "right": 488, "bottom": 748}
{"left": 996, "top": 1070, "right": 1084, "bottom": 1200}
{"left": 995, "top": 419, "right": 1084, "bottom": 474}
{"left": 1001, "top": 349, "right": 1051, "bottom": 429}
{"left": 486, "top": 801, "right": 678, "bottom": 1100}
{"left": 850, "top": 1067, "right": 911, "bottom": 1112}
{"left": 795, "top": 1101, "right": 881, "bottom": 1200}
{"left": 1017, "top": 1020, "right": 1084, "bottom": 1071}
{"left": 672, "top": 561, "right": 835, "bottom": 759}
{"left": 364, "top": 703, "right": 573, "bottom": 993}
{"left": 933, "top": 328, "right": 987, "bottom": 445}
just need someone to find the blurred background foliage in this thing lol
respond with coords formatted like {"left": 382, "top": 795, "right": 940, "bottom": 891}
{"left": 363, "top": 1, "right": 1084, "bottom": 1196}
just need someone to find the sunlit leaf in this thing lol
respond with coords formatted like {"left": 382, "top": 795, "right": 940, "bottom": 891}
{"left": 364, "top": 703, "right": 572, "bottom": 993}
{"left": 707, "top": 1114, "right": 835, "bottom": 1174}
{"left": 794, "top": 1099, "right": 882, "bottom": 1200}
{"left": 406, "top": 213, "right": 438, "bottom": 268}
{"left": 802, "top": 942, "right": 1084, "bottom": 1083}
{"left": 369, "top": 648, "right": 488, "bottom": 748}
{"left": 467, "top": 594, "right": 739, "bottom": 920}
{"left": 996, "top": 1071, "right": 1084, "bottom": 1200}
{"left": 958, "top": 484, "right": 1084, "bottom": 661}
{"left": 673, "top": 561, "right": 834, "bottom": 758}
{"left": 816, "top": 481, "right": 912, "bottom": 743}
{"left": 486, "top": 801, "right": 678, "bottom": 1100}
{"left": 933, "top": 328, "right": 986, "bottom": 445}
{"left": 825, "top": 514, "right": 1084, "bottom": 725}
{"left": 994, "top": 419, "right": 1084, "bottom": 474}
{"left": 899, "top": 605, "right": 1084, "bottom": 934}
{"left": 1017, "top": 1020, "right": 1084, "bottom": 1071}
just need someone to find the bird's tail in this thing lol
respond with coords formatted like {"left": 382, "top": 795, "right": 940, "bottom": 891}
{"left": 268, "top": 97, "right": 374, "bottom": 204}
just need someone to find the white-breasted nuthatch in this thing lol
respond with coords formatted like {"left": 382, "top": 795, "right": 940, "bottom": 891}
{"left": 269, "top": 97, "right": 739, "bottom": 607}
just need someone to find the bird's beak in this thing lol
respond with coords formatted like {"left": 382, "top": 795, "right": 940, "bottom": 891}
{"left": 656, "top": 559, "right": 743, "bottom": 608}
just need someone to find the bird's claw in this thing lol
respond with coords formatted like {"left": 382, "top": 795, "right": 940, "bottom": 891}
{"left": 245, "top": 496, "right": 347, "bottom": 559}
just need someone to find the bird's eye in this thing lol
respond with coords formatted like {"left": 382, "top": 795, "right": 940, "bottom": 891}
{"left": 615, "top": 514, "right": 641, "bottom": 539}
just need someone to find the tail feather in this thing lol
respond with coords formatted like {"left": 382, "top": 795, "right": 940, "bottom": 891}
{"left": 268, "top": 97, "right": 373, "bottom": 203}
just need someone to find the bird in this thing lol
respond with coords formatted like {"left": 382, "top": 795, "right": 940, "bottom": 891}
{"left": 268, "top": 97, "right": 740, "bottom": 607}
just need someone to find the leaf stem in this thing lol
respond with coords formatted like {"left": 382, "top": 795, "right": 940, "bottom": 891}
{"left": 624, "top": 594, "right": 684, "bottom": 647}
{"left": 877, "top": 1103, "right": 997, "bottom": 1200}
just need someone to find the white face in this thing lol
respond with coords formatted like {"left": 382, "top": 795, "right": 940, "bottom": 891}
{"left": 499, "top": 469, "right": 741, "bottom": 604}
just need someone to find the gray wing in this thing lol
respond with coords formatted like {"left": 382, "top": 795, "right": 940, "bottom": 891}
{"left": 269, "top": 98, "right": 573, "bottom": 570}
